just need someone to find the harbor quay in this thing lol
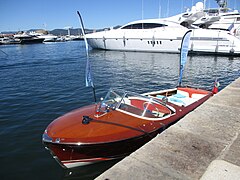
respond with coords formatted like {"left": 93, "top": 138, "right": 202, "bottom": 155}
{"left": 96, "top": 77, "right": 240, "bottom": 180}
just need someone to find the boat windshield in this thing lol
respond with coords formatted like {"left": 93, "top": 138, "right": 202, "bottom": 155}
{"left": 100, "top": 89, "right": 125, "bottom": 110}
{"left": 98, "top": 89, "right": 172, "bottom": 118}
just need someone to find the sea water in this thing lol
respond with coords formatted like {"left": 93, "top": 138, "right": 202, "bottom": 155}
{"left": 0, "top": 41, "right": 239, "bottom": 179}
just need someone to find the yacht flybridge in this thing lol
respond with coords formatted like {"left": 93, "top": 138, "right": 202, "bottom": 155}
{"left": 193, "top": 7, "right": 240, "bottom": 32}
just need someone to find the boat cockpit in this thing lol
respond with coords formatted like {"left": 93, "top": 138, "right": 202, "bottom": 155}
{"left": 96, "top": 89, "right": 174, "bottom": 119}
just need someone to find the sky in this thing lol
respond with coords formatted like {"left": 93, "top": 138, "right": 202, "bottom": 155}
{"left": 0, "top": 0, "right": 239, "bottom": 32}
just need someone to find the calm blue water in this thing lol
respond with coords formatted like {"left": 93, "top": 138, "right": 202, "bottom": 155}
{"left": 0, "top": 41, "right": 239, "bottom": 179}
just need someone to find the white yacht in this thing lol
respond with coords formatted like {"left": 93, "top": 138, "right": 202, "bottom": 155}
{"left": 85, "top": 0, "right": 240, "bottom": 56}
{"left": 86, "top": 18, "right": 240, "bottom": 56}
{"left": 38, "top": 34, "right": 58, "bottom": 42}
{"left": 29, "top": 31, "right": 58, "bottom": 42}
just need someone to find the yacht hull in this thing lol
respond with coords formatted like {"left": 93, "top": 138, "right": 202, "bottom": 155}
{"left": 86, "top": 28, "right": 240, "bottom": 56}
{"left": 20, "top": 38, "right": 44, "bottom": 44}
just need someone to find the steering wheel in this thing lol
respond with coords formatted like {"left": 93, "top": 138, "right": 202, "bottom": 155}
{"left": 143, "top": 101, "right": 160, "bottom": 117}
{"left": 105, "top": 98, "right": 118, "bottom": 111}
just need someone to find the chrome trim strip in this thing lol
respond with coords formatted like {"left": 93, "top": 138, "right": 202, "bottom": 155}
{"left": 42, "top": 133, "right": 53, "bottom": 143}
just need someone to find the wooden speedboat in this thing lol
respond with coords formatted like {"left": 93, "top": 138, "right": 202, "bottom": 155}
{"left": 42, "top": 87, "right": 213, "bottom": 168}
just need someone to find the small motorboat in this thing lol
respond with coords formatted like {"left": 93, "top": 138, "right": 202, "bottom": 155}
{"left": 42, "top": 87, "right": 213, "bottom": 168}
{"left": 42, "top": 23, "right": 218, "bottom": 168}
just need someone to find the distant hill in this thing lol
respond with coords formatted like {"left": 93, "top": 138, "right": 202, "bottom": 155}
{"left": 1, "top": 28, "right": 93, "bottom": 35}
{"left": 1, "top": 25, "right": 121, "bottom": 35}
{"left": 49, "top": 28, "right": 96, "bottom": 36}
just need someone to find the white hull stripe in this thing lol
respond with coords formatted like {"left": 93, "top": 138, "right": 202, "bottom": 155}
{"left": 62, "top": 157, "right": 114, "bottom": 168}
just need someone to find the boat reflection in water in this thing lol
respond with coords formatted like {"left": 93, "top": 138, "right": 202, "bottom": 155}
{"left": 42, "top": 86, "right": 213, "bottom": 168}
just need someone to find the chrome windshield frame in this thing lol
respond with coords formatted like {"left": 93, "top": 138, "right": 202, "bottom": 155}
{"left": 98, "top": 88, "right": 171, "bottom": 115}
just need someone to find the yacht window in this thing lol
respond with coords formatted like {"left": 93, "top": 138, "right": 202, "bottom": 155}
{"left": 121, "top": 23, "right": 167, "bottom": 29}
{"left": 144, "top": 23, "right": 167, "bottom": 29}
{"left": 222, "top": 13, "right": 240, "bottom": 16}
{"left": 208, "top": 9, "right": 219, "bottom": 14}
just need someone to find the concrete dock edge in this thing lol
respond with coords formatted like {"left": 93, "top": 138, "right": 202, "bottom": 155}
{"left": 96, "top": 77, "right": 240, "bottom": 180}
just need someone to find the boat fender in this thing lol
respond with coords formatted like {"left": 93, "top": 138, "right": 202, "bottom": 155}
{"left": 230, "top": 48, "right": 235, "bottom": 54}
{"left": 103, "top": 36, "right": 106, "bottom": 49}
{"left": 158, "top": 122, "right": 166, "bottom": 133}
{"left": 82, "top": 116, "right": 93, "bottom": 124}
{"left": 123, "top": 35, "right": 126, "bottom": 47}
{"left": 215, "top": 45, "right": 218, "bottom": 53}
{"left": 152, "top": 35, "right": 155, "bottom": 47}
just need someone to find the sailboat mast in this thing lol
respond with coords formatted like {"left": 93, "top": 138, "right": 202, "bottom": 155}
{"left": 158, "top": 0, "right": 161, "bottom": 18}
{"left": 203, "top": 0, "right": 206, "bottom": 9}
{"left": 166, "top": 0, "right": 169, "bottom": 17}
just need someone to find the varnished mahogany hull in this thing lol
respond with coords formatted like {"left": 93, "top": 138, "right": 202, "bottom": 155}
{"left": 43, "top": 88, "right": 213, "bottom": 168}
{"left": 43, "top": 130, "right": 161, "bottom": 168}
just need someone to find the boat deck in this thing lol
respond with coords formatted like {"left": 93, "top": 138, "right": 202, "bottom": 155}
{"left": 96, "top": 77, "right": 240, "bottom": 180}
{"left": 154, "top": 89, "right": 207, "bottom": 107}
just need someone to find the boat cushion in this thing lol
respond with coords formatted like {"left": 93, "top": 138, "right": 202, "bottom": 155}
{"left": 173, "top": 93, "right": 186, "bottom": 98}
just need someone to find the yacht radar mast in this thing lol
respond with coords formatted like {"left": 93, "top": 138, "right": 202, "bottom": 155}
{"left": 216, "top": 0, "right": 227, "bottom": 8}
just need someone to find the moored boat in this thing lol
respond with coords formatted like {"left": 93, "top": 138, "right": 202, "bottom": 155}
{"left": 14, "top": 32, "right": 44, "bottom": 44}
{"left": 85, "top": 1, "right": 240, "bottom": 56}
{"left": 19, "top": 37, "right": 44, "bottom": 44}
{"left": 86, "top": 19, "right": 240, "bottom": 56}
{"left": 42, "top": 86, "right": 213, "bottom": 168}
